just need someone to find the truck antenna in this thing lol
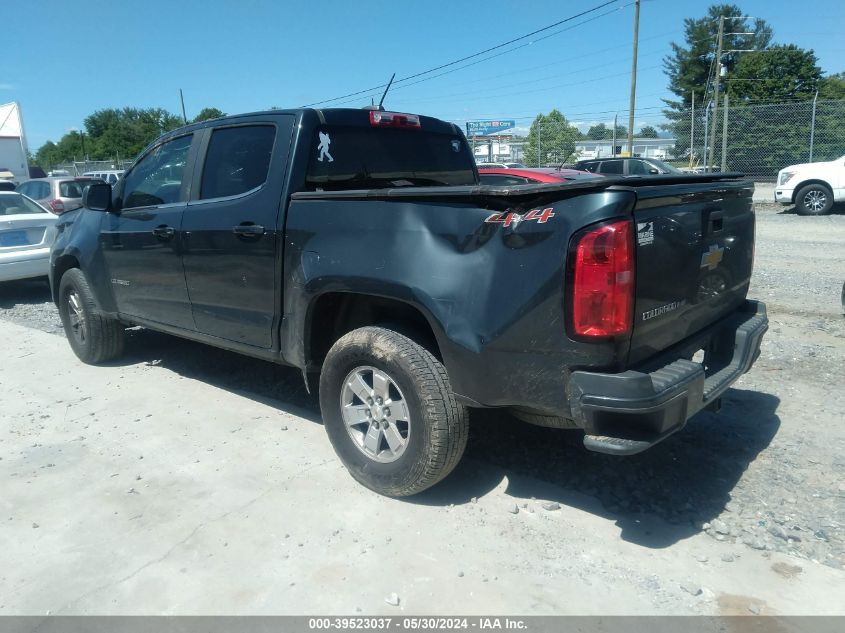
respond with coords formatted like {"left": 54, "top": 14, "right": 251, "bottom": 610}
{"left": 377, "top": 73, "right": 396, "bottom": 111}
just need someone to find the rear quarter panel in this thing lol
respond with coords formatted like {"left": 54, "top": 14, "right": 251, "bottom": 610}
{"left": 282, "top": 189, "right": 636, "bottom": 415}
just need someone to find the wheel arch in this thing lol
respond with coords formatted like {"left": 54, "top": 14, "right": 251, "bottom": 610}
{"left": 791, "top": 179, "right": 833, "bottom": 203}
{"left": 52, "top": 254, "right": 81, "bottom": 305}
{"left": 305, "top": 292, "right": 444, "bottom": 371}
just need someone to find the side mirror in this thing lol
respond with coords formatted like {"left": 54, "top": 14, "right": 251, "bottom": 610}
{"left": 83, "top": 183, "right": 112, "bottom": 212}
{"left": 648, "top": 168, "right": 659, "bottom": 174}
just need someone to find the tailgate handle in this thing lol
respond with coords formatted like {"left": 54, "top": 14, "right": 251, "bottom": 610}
{"left": 705, "top": 210, "right": 724, "bottom": 234}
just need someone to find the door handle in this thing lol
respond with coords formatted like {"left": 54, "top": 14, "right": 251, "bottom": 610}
{"left": 152, "top": 225, "right": 175, "bottom": 241}
{"left": 233, "top": 223, "right": 265, "bottom": 239}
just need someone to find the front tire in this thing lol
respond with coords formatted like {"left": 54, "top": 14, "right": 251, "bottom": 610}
{"left": 58, "top": 268, "right": 125, "bottom": 364}
{"left": 319, "top": 326, "right": 468, "bottom": 497}
{"left": 795, "top": 183, "right": 833, "bottom": 215}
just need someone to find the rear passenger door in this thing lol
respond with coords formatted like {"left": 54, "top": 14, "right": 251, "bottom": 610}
{"left": 181, "top": 116, "right": 295, "bottom": 348}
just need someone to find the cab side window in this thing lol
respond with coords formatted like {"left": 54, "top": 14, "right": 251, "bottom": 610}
{"left": 628, "top": 159, "right": 648, "bottom": 175}
{"left": 121, "top": 135, "right": 193, "bottom": 209}
{"left": 599, "top": 160, "right": 624, "bottom": 174}
{"left": 200, "top": 125, "right": 276, "bottom": 200}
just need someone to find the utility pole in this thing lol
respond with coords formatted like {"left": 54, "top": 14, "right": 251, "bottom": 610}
{"left": 179, "top": 89, "right": 188, "bottom": 125}
{"left": 612, "top": 113, "right": 618, "bottom": 158}
{"left": 809, "top": 90, "right": 819, "bottom": 162}
{"left": 537, "top": 122, "right": 542, "bottom": 167}
{"left": 720, "top": 92, "right": 729, "bottom": 172}
{"left": 707, "top": 15, "right": 725, "bottom": 172}
{"left": 689, "top": 91, "right": 695, "bottom": 169}
{"left": 626, "top": 0, "right": 640, "bottom": 157}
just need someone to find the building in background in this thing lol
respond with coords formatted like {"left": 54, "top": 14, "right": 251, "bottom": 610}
{"left": 0, "top": 102, "right": 30, "bottom": 185}
{"left": 575, "top": 137, "right": 676, "bottom": 161}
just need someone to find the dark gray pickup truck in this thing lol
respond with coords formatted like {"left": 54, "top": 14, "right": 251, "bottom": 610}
{"left": 49, "top": 107, "right": 768, "bottom": 496}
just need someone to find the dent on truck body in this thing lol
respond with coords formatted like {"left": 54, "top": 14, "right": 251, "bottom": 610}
{"left": 281, "top": 188, "right": 636, "bottom": 414}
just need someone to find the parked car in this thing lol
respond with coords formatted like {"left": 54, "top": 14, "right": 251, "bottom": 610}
{"left": 81, "top": 170, "right": 124, "bottom": 185}
{"left": 775, "top": 154, "right": 845, "bottom": 215}
{"left": 16, "top": 177, "right": 103, "bottom": 214}
{"left": 476, "top": 162, "right": 528, "bottom": 169}
{"left": 478, "top": 166, "right": 599, "bottom": 185}
{"left": 0, "top": 192, "right": 58, "bottom": 282}
{"left": 51, "top": 107, "right": 766, "bottom": 497}
{"left": 574, "top": 157, "right": 683, "bottom": 176}
{"left": 0, "top": 180, "right": 16, "bottom": 191}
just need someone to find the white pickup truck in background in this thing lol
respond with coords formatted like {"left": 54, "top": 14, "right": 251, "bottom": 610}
{"left": 775, "top": 154, "right": 845, "bottom": 215}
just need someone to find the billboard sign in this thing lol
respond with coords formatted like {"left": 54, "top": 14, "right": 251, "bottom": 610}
{"left": 466, "top": 120, "right": 516, "bottom": 136}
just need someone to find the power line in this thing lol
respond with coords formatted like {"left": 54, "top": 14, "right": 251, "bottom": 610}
{"left": 301, "top": 0, "right": 623, "bottom": 107}
{"left": 325, "top": 3, "right": 637, "bottom": 109}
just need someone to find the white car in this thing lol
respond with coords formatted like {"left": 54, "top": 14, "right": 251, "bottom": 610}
{"left": 775, "top": 154, "right": 845, "bottom": 215}
{"left": 0, "top": 192, "right": 58, "bottom": 282}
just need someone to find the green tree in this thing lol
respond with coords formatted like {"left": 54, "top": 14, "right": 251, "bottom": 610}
{"left": 193, "top": 107, "right": 226, "bottom": 123}
{"left": 523, "top": 110, "right": 580, "bottom": 167}
{"left": 638, "top": 125, "right": 659, "bottom": 138}
{"left": 585, "top": 123, "right": 627, "bottom": 140}
{"left": 727, "top": 45, "right": 821, "bottom": 102}
{"left": 662, "top": 4, "right": 772, "bottom": 160}
{"left": 818, "top": 72, "right": 845, "bottom": 100}
{"left": 664, "top": 4, "right": 772, "bottom": 110}
{"left": 34, "top": 107, "right": 185, "bottom": 168}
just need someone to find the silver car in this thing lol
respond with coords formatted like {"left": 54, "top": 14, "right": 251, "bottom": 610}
{"left": 0, "top": 192, "right": 58, "bottom": 282}
{"left": 15, "top": 177, "right": 102, "bottom": 215}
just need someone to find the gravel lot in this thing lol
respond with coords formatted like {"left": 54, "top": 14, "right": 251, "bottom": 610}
{"left": 1, "top": 202, "right": 844, "bottom": 576}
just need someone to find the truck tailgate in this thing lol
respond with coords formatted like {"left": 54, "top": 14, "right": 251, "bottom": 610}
{"left": 626, "top": 180, "right": 755, "bottom": 365}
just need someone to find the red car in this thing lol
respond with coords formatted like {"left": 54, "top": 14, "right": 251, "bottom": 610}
{"left": 478, "top": 167, "right": 600, "bottom": 186}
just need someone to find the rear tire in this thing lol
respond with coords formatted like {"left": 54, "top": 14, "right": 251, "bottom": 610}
{"left": 58, "top": 268, "right": 125, "bottom": 364}
{"left": 795, "top": 183, "right": 833, "bottom": 215}
{"left": 319, "top": 326, "right": 468, "bottom": 497}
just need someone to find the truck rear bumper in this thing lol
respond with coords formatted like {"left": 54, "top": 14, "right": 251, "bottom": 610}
{"left": 569, "top": 300, "right": 768, "bottom": 455}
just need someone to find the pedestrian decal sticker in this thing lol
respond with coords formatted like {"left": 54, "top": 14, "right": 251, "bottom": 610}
{"left": 317, "top": 131, "right": 334, "bottom": 163}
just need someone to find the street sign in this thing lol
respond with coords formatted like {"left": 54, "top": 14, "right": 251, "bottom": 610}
{"left": 466, "top": 120, "right": 516, "bottom": 136}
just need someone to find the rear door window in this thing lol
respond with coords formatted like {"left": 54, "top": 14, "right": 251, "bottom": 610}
{"left": 305, "top": 126, "right": 476, "bottom": 190}
{"left": 200, "top": 125, "right": 276, "bottom": 199}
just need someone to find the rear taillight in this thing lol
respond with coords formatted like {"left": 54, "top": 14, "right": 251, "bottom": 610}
{"left": 48, "top": 199, "right": 65, "bottom": 214}
{"left": 570, "top": 219, "right": 634, "bottom": 338}
{"left": 369, "top": 111, "right": 421, "bottom": 128}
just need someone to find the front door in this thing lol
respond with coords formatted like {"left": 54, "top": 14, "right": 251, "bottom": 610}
{"left": 181, "top": 117, "right": 294, "bottom": 348}
{"left": 100, "top": 133, "right": 197, "bottom": 330}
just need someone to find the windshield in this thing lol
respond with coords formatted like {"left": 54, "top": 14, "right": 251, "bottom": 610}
{"left": 0, "top": 193, "right": 48, "bottom": 215}
{"left": 305, "top": 126, "right": 477, "bottom": 191}
{"left": 649, "top": 159, "right": 682, "bottom": 174}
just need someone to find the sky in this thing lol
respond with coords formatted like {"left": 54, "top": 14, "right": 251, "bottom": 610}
{"left": 6, "top": 0, "right": 845, "bottom": 150}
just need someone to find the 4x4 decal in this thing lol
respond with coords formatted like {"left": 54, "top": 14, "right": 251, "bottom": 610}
{"left": 484, "top": 208, "right": 555, "bottom": 227}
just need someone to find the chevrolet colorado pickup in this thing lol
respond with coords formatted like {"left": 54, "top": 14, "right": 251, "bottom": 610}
{"left": 50, "top": 108, "right": 768, "bottom": 496}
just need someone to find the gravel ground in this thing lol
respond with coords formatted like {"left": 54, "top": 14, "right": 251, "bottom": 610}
{"left": 1, "top": 202, "right": 843, "bottom": 571}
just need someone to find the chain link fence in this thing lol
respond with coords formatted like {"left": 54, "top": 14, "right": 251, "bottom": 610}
{"left": 46, "top": 159, "right": 135, "bottom": 176}
{"left": 474, "top": 99, "right": 845, "bottom": 180}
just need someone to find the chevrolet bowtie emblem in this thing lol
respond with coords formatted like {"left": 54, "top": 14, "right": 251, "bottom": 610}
{"left": 700, "top": 244, "right": 724, "bottom": 270}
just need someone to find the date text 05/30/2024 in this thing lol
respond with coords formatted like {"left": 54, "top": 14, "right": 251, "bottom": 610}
{"left": 308, "top": 617, "right": 527, "bottom": 630}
